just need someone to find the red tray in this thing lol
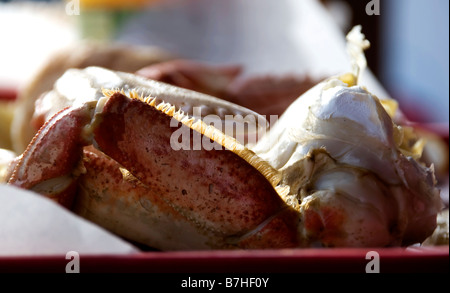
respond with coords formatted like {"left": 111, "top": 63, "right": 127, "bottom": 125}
{"left": 0, "top": 246, "right": 448, "bottom": 273}
{"left": 0, "top": 87, "right": 17, "bottom": 101}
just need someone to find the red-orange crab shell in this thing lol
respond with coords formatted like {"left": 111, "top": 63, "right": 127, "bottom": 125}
{"left": 8, "top": 90, "right": 303, "bottom": 250}
{"left": 7, "top": 101, "right": 97, "bottom": 208}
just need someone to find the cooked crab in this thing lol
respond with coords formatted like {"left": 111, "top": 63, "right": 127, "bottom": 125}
{"left": 2, "top": 27, "right": 444, "bottom": 249}
{"left": 3, "top": 66, "right": 442, "bottom": 249}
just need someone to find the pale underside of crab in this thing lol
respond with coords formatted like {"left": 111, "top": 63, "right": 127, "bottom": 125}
{"left": 252, "top": 76, "right": 442, "bottom": 246}
{"left": 4, "top": 62, "right": 443, "bottom": 249}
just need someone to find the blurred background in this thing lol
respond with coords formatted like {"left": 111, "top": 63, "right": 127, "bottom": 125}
{"left": 323, "top": 0, "right": 449, "bottom": 124}
{"left": 0, "top": 0, "right": 448, "bottom": 123}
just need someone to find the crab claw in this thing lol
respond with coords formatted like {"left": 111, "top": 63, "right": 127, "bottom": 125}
{"left": 7, "top": 87, "right": 302, "bottom": 250}
{"left": 8, "top": 102, "right": 96, "bottom": 208}
{"left": 78, "top": 91, "right": 301, "bottom": 249}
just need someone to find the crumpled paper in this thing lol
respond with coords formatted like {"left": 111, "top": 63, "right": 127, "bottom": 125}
{"left": 0, "top": 185, "right": 138, "bottom": 256}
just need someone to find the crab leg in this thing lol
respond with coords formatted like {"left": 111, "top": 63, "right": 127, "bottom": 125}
{"left": 8, "top": 102, "right": 96, "bottom": 208}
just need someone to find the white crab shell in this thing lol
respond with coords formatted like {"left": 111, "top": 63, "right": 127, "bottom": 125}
{"left": 252, "top": 77, "right": 443, "bottom": 246}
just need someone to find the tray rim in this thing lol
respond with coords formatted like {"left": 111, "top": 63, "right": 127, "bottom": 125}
{"left": 0, "top": 245, "right": 448, "bottom": 273}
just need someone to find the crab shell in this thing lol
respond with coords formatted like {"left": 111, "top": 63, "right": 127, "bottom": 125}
{"left": 7, "top": 76, "right": 303, "bottom": 250}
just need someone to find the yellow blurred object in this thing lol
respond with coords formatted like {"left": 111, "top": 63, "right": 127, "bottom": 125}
{"left": 79, "top": 0, "right": 158, "bottom": 10}
{"left": 338, "top": 73, "right": 357, "bottom": 87}
{"left": 0, "top": 101, "right": 15, "bottom": 150}
{"left": 379, "top": 98, "right": 399, "bottom": 119}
